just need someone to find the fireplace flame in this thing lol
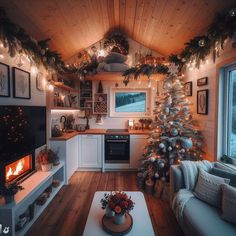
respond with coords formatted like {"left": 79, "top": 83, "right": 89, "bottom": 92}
{"left": 6, "top": 160, "right": 25, "bottom": 181}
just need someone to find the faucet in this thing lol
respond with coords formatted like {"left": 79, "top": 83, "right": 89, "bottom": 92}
{"left": 60, "top": 115, "right": 67, "bottom": 132}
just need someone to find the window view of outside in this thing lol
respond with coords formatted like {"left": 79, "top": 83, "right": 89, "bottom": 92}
{"left": 115, "top": 92, "right": 146, "bottom": 112}
{"left": 230, "top": 69, "right": 236, "bottom": 157}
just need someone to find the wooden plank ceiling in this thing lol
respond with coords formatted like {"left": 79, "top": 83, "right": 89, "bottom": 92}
{"left": 0, "top": 0, "right": 235, "bottom": 59}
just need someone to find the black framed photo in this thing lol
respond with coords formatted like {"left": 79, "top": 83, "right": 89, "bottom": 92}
{"left": 197, "top": 77, "right": 208, "bottom": 86}
{"left": 197, "top": 89, "right": 208, "bottom": 115}
{"left": 184, "top": 81, "right": 192, "bottom": 96}
{"left": 0, "top": 62, "right": 10, "bottom": 97}
{"left": 13, "top": 67, "right": 31, "bottom": 99}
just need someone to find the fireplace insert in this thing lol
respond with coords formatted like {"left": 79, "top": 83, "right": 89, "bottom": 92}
{"left": 0, "top": 151, "right": 36, "bottom": 187}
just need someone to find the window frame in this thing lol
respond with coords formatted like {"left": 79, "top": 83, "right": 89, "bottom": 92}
{"left": 218, "top": 63, "right": 236, "bottom": 163}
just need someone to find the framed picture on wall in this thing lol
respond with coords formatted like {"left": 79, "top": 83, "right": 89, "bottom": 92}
{"left": 13, "top": 67, "right": 31, "bottom": 99}
{"left": 0, "top": 62, "right": 10, "bottom": 97}
{"left": 197, "top": 77, "right": 208, "bottom": 86}
{"left": 184, "top": 81, "right": 192, "bottom": 96}
{"left": 197, "top": 89, "right": 208, "bottom": 115}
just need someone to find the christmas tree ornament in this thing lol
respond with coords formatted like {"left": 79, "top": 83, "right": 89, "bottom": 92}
{"left": 168, "top": 146, "right": 172, "bottom": 151}
{"left": 154, "top": 172, "right": 160, "bottom": 179}
{"left": 164, "top": 107, "right": 170, "bottom": 113}
{"left": 181, "top": 138, "right": 193, "bottom": 149}
{"left": 161, "top": 176, "right": 166, "bottom": 182}
{"left": 41, "top": 49, "right": 46, "bottom": 55}
{"left": 149, "top": 156, "right": 156, "bottom": 162}
{"left": 159, "top": 143, "right": 165, "bottom": 149}
{"left": 170, "top": 128, "right": 178, "bottom": 136}
{"left": 198, "top": 39, "right": 206, "bottom": 47}
{"left": 159, "top": 162, "right": 165, "bottom": 168}
{"left": 229, "top": 8, "right": 236, "bottom": 17}
{"left": 180, "top": 148, "right": 185, "bottom": 153}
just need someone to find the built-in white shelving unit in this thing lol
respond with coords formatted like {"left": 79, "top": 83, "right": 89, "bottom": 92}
{"left": 0, "top": 162, "right": 65, "bottom": 236}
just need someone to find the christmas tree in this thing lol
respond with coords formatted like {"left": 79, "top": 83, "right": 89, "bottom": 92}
{"left": 141, "top": 65, "right": 204, "bottom": 182}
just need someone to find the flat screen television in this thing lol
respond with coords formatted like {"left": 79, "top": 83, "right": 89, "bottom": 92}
{"left": 0, "top": 106, "right": 46, "bottom": 160}
{"left": 115, "top": 92, "right": 146, "bottom": 112}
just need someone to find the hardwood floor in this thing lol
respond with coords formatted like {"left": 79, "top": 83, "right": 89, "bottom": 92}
{"left": 27, "top": 171, "right": 183, "bottom": 236}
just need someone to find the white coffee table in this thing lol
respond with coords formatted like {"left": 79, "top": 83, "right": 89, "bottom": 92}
{"left": 83, "top": 191, "right": 155, "bottom": 236}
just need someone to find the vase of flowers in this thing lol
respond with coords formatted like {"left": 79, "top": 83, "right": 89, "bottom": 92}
{"left": 38, "top": 147, "right": 59, "bottom": 171}
{"left": 101, "top": 191, "right": 134, "bottom": 225}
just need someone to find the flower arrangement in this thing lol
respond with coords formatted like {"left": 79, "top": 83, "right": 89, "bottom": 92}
{"left": 101, "top": 191, "right": 134, "bottom": 215}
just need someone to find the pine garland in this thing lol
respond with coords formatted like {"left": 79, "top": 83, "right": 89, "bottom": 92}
{"left": 122, "top": 7, "right": 236, "bottom": 85}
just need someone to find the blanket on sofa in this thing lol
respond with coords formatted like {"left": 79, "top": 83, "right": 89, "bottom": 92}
{"left": 180, "top": 160, "right": 213, "bottom": 191}
{"left": 172, "top": 160, "right": 213, "bottom": 227}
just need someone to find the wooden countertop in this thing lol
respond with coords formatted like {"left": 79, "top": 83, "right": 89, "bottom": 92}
{"left": 49, "top": 129, "right": 150, "bottom": 141}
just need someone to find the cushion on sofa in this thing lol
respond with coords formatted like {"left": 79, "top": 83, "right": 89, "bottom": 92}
{"left": 183, "top": 197, "right": 236, "bottom": 236}
{"left": 210, "top": 167, "right": 236, "bottom": 187}
{"left": 221, "top": 184, "right": 236, "bottom": 225}
{"left": 193, "top": 168, "right": 230, "bottom": 207}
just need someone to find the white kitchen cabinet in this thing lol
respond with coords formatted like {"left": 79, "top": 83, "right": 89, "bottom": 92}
{"left": 78, "top": 135, "right": 102, "bottom": 168}
{"left": 50, "top": 135, "right": 79, "bottom": 184}
{"left": 130, "top": 135, "right": 149, "bottom": 169}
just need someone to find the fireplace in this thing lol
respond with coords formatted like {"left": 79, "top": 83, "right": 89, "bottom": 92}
{"left": 0, "top": 152, "right": 36, "bottom": 187}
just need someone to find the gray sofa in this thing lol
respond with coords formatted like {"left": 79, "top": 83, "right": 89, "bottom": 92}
{"left": 170, "top": 162, "right": 236, "bottom": 236}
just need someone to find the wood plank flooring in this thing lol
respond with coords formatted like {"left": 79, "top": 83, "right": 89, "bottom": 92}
{"left": 27, "top": 172, "right": 183, "bottom": 236}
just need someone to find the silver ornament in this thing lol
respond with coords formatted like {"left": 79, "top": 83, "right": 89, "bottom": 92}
{"left": 168, "top": 146, "right": 172, "bottom": 151}
{"left": 154, "top": 172, "right": 159, "bottom": 178}
{"left": 159, "top": 162, "right": 165, "bottom": 168}
{"left": 159, "top": 143, "right": 165, "bottom": 149}
{"left": 198, "top": 39, "right": 205, "bottom": 47}
{"left": 180, "top": 149, "right": 185, "bottom": 153}
{"left": 164, "top": 107, "right": 170, "bottom": 113}
{"left": 229, "top": 8, "right": 236, "bottom": 17}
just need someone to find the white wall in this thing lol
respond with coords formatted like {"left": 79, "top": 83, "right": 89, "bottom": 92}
{"left": 50, "top": 78, "right": 159, "bottom": 130}
{"left": 184, "top": 39, "right": 236, "bottom": 161}
{"left": 0, "top": 48, "right": 47, "bottom": 106}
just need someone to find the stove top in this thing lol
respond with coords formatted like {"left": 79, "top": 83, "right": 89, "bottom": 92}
{"left": 106, "top": 129, "right": 128, "bottom": 133}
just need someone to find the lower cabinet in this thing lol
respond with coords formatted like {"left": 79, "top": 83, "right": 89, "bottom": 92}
{"left": 50, "top": 135, "right": 78, "bottom": 184}
{"left": 78, "top": 135, "right": 102, "bottom": 168}
{"left": 130, "top": 135, "right": 149, "bottom": 169}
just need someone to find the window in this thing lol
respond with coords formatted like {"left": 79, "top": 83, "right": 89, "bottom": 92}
{"left": 110, "top": 88, "right": 151, "bottom": 117}
{"left": 220, "top": 64, "right": 236, "bottom": 159}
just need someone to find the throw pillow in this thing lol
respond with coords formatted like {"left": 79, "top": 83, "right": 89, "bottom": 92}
{"left": 104, "top": 52, "right": 127, "bottom": 64}
{"left": 221, "top": 184, "right": 236, "bottom": 224}
{"left": 210, "top": 167, "right": 236, "bottom": 187}
{"left": 193, "top": 168, "right": 230, "bottom": 208}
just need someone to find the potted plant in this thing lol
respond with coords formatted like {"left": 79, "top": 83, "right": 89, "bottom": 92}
{"left": 0, "top": 182, "right": 24, "bottom": 204}
{"left": 38, "top": 147, "right": 59, "bottom": 171}
{"left": 101, "top": 191, "right": 134, "bottom": 225}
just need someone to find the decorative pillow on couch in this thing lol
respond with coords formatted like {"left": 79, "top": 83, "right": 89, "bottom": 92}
{"left": 221, "top": 184, "right": 236, "bottom": 224}
{"left": 194, "top": 168, "right": 230, "bottom": 208}
{"left": 210, "top": 167, "right": 236, "bottom": 187}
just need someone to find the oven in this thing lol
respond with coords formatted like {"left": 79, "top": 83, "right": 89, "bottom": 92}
{"left": 105, "top": 134, "right": 130, "bottom": 163}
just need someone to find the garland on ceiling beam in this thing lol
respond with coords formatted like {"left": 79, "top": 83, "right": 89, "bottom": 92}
{"left": 122, "top": 64, "right": 169, "bottom": 86}
{"left": 0, "top": 8, "right": 65, "bottom": 72}
{"left": 122, "top": 7, "right": 236, "bottom": 85}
